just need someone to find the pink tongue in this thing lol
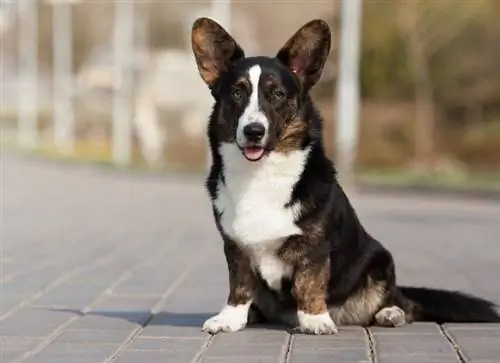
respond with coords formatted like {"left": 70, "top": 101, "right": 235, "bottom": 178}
{"left": 243, "top": 147, "right": 264, "bottom": 161}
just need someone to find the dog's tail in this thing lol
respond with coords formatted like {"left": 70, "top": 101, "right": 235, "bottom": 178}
{"left": 399, "top": 286, "right": 500, "bottom": 323}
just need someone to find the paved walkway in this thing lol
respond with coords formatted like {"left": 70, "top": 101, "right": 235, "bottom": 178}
{"left": 2, "top": 153, "right": 500, "bottom": 363}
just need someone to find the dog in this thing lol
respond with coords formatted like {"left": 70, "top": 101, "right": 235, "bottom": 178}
{"left": 190, "top": 17, "right": 500, "bottom": 335}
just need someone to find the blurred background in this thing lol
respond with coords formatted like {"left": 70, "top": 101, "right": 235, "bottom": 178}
{"left": 2, "top": 0, "right": 500, "bottom": 192}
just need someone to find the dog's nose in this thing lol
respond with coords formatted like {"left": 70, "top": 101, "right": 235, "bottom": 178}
{"left": 243, "top": 122, "right": 266, "bottom": 142}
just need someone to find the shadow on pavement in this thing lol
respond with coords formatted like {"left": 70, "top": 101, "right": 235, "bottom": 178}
{"left": 48, "top": 308, "right": 287, "bottom": 330}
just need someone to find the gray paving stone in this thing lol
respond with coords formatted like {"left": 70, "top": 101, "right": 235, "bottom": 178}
{"left": 445, "top": 323, "right": 500, "bottom": 330}
{"left": 140, "top": 325, "right": 208, "bottom": 339}
{"left": 24, "top": 343, "right": 119, "bottom": 363}
{"left": 447, "top": 326, "right": 500, "bottom": 339}
{"left": 0, "top": 308, "right": 77, "bottom": 337}
{"left": 113, "top": 350, "right": 201, "bottom": 363}
{"left": 378, "top": 358, "right": 460, "bottom": 363}
{"left": 140, "top": 311, "right": 212, "bottom": 338}
{"left": 69, "top": 314, "right": 146, "bottom": 330}
{"left": 449, "top": 337, "right": 500, "bottom": 361}
{"left": 125, "top": 336, "right": 205, "bottom": 351}
{"left": 212, "top": 329, "right": 289, "bottom": 345}
{"left": 32, "top": 285, "right": 108, "bottom": 307}
{"left": 374, "top": 334, "right": 457, "bottom": 357}
{"left": 204, "top": 341, "right": 284, "bottom": 358}
{"left": 370, "top": 322, "right": 441, "bottom": 334}
{"left": 288, "top": 351, "right": 371, "bottom": 363}
{"left": 91, "top": 296, "right": 159, "bottom": 311}
{"left": 292, "top": 335, "right": 367, "bottom": 351}
{"left": 202, "top": 358, "right": 279, "bottom": 363}
{"left": 52, "top": 329, "right": 133, "bottom": 344}
{"left": 0, "top": 336, "right": 44, "bottom": 361}
{"left": 3, "top": 154, "right": 500, "bottom": 363}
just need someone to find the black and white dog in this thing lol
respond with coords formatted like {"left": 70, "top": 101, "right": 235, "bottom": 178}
{"left": 190, "top": 17, "right": 500, "bottom": 335}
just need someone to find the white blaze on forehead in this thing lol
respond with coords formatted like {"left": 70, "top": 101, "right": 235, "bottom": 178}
{"left": 236, "top": 65, "right": 269, "bottom": 145}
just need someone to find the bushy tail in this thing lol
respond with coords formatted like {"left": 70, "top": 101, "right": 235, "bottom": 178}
{"left": 400, "top": 286, "right": 500, "bottom": 323}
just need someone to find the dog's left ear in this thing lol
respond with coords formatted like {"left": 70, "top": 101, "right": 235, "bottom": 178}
{"left": 276, "top": 19, "right": 331, "bottom": 91}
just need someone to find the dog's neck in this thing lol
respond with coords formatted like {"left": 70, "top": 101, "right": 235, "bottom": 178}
{"left": 218, "top": 143, "right": 310, "bottom": 181}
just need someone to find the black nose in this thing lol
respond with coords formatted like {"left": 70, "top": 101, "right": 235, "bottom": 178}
{"left": 243, "top": 122, "right": 266, "bottom": 142}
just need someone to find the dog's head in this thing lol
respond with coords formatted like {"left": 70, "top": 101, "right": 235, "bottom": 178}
{"left": 191, "top": 17, "right": 331, "bottom": 162}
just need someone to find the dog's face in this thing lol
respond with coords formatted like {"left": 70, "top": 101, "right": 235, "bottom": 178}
{"left": 191, "top": 18, "right": 331, "bottom": 162}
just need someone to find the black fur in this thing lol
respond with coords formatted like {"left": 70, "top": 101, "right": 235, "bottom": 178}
{"left": 193, "top": 17, "right": 500, "bottom": 331}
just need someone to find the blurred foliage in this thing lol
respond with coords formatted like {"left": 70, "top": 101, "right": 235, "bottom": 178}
{"left": 355, "top": 0, "right": 500, "bottom": 170}
{"left": 2, "top": 0, "right": 500, "bottom": 178}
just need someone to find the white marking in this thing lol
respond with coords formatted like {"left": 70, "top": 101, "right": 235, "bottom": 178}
{"left": 215, "top": 143, "right": 308, "bottom": 245}
{"left": 236, "top": 65, "right": 269, "bottom": 146}
{"left": 202, "top": 301, "right": 252, "bottom": 334}
{"left": 213, "top": 143, "right": 309, "bottom": 290}
{"left": 249, "top": 242, "right": 293, "bottom": 291}
{"left": 297, "top": 310, "right": 338, "bottom": 335}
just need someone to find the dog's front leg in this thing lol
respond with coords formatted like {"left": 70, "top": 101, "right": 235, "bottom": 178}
{"left": 278, "top": 237, "right": 337, "bottom": 335}
{"left": 202, "top": 238, "right": 255, "bottom": 334}
{"left": 292, "top": 262, "right": 338, "bottom": 335}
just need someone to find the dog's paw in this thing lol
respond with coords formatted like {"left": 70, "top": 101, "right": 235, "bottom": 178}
{"left": 374, "top": 306, "right": 407, "bottom": 327}
{"left": 202, "top": 304, "right": 249, "bottom": 334}
{"left": 296, "top": 311, "right": 338, "bottom": 335}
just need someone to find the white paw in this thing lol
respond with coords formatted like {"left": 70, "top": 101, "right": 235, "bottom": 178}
{"left": 297, "top": 311, "right": 338, "bottom": 335}
{"left": 202, "top": 304, "right": 250, "bottom": 334}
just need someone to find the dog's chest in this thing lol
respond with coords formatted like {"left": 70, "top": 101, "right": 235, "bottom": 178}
{"left": 215, "top": 181, "right": 297, "bottom": 290}
{"left": 212, "top": 147, "right": 307, "bottom": 289}
{"left": 214, "top": 173, "right": 302, "bottom": 245}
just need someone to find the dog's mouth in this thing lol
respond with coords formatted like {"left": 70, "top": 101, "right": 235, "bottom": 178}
{"left": 241, "top": 146, "right": 266, "bottom": 162}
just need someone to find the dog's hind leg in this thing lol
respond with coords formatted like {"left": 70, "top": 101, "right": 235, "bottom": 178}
{"left": 373, "top": 288, "right": 419, "bottom": 327}
{"left": 374, "top": 306, "right": 407, "bottom": 327}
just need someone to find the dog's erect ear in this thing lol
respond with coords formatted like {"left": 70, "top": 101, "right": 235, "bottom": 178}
{"left": 276, "top": 19, "right": 331, "bottom": 90}
{"left": 191, "top": 17, "right": 245, "bottom": 88}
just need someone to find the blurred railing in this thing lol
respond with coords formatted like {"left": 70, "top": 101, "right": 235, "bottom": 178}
{"left": 1, "top": 0, "right": 343, "bottom": 174}
{"left": 2, "top": 0, "right": 235, "bottom": 170}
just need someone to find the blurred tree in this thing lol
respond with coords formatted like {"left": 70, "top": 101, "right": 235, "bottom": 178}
{"left": 361, "top": 1, "right": 413, "bottom": 100}
{"left": 396, "top": 0, "right": 487, "bottom": 168}
{"left": 434, "top": 0, "right": 500, "bottom": 127}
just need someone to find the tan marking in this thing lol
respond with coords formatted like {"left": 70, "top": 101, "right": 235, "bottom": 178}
{"left": 292, "top": 262, "right": 330, "bottom": 315}
{"left": 275, "top": 117, "right": 308, "bottom": 153}
{"left": 235, "top": 76, "right": 251, "bottom": 90}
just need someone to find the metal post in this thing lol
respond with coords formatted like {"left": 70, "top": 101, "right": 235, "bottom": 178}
{"left": 336, "top": 0, "right": 363, "bottom": 191}
{"left": 52, "top": 1, "right": 74, "bottom": 154}
{"left": 17, "top": 0, "right": 38, "bottom": 149}
{"left": 112, "top": 0, "right": 135, "bottom": 166}
{"left": 211, "top": 0, "right": 231, "bottom": 31}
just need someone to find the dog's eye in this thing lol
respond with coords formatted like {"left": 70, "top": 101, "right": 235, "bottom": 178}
{"left": 232, "top": 88, "right": 242, "bottom": 100}
{"left": 273, "top": 90, "right": 285, "bottom": 100}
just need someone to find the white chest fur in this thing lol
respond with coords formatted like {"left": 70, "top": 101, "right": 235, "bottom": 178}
{"left": 247, "top": 242, "right": 293, "bottom": 290}
{"left": 213, "top": 143, "right": 310, "bottom": 290}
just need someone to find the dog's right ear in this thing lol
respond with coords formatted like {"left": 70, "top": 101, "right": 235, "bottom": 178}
{"left": 191, "top": 17, "right": 245, "bottom": 88}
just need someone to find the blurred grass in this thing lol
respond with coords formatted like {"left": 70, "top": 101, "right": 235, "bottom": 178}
{"left": 3, "top": 137, "right": 500, "bottom": 193}
{"left": 0, "top": 137, "right": 206, "bottom": 176}
{"left": 356, "top": 168, "right": 500, "bottom": 192}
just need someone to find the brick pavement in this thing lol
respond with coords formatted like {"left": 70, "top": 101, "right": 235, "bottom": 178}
{"left": 2, "top": 153, "right": 500, "bottom": 363}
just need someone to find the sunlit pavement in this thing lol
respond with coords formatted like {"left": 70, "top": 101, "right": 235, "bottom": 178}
{"left": 2, "top": 153, "right": 500, "bottom": 363}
